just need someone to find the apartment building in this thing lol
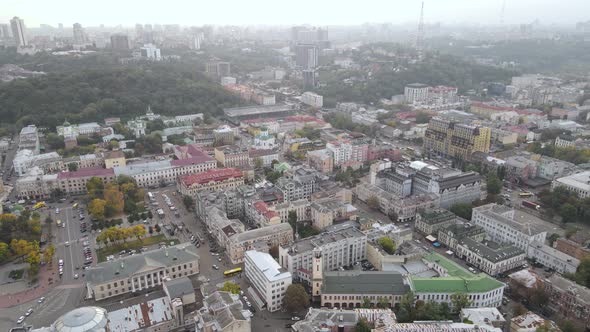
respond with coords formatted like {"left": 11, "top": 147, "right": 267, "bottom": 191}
{"left": 326, "top": 140, "right": 368, "bottom": 166}
{"left": 527, "top": 241, "right": 580, "bottom": 274}
{"left": 57, "top": 167, "right": 116, "bottom": 195}
{"left": 18, "top": 125, "right": 40, "bottom": 153}
{"left": 378, "top": 168, "right": 413, "bottom": 198}
{"left": 275, "top": 167, "right": 318, "bottom": 201}
{"left": 85, "top": 243, "right": 199, "bottom": 301}
{"left": 455, "top": 238, "right": 526, "bottom": 276}
{"left": 404, "top": 83, "right": 429, "bottom": 103}
{"left": 244, "top": 251, "right": 292, "bottom": 312}
{"left": 270, "top": 199, "right": 310, "bottom": 223}
{"left": 279, "top": 224, "right": 367, "bottom": 284}
{"left": 423, "top": 117, "right": 491, "bottom": 159}
{"left": 543, "top": 275, "right": 590, "bottom": 329}
{"left": 306, "top": 149, "right": 334, "bottom": 174}
{"left": 310, "top": 199, "right": 356, "bottom": 230}
{"left": 214, "top": 145, "right": 250, "bottom": 168}
{"left": 437, "top": 223, "right": 486, "bottom": 250}
{"left": 415, "top": 209, "right": 458, "bottom": 236}
{"left": 471, "top": 204, "right": 547, "bottom": 251}
{"left": 413, "top": 167, "right": 483, "bottom": 209}
{"left": 552, "top": 171, "right": 590, "bottom": 199}
{"left": 15, "top": 173, "right": 58, "bottom": 200}
{"left": 227, "top": 223, "right": 293, "bottom": 264}
{"left": 104, "top": 150, "right": 126, "bottom": 169}
{"left": 178, "top": 168, "right": 244, "bottom": 197}
{"left": 301, "top": 91, "right": 324, "bottom": 108}
{"left": 244, "top": 200, "right": 281, "bottom": 227}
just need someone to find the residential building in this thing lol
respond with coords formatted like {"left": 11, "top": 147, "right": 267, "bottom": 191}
{"left": 543, "top": 275, "right": 590, "bottom": 329}
{"left": 306, "top": 149, "right": 334, "bottom": 174}
{"left": 140, "top": 43, "right": 161, "bottom": 61}
{"left": 85, "top": 243, "right": 199, "bottom": 301}
{"left": 275, "top": 167, "right": 318, "bottom": 201}
{"left": 104, "top": 150, "right": 126, "bottom": 169}
{"left": 526, "top": 241, "right": 580, "bottom": 274}
{"left": 104, "top": 117, "right": 121, "bottom": 126}
{"left": 388, "top": 193, "right": 440, "bottom": 223}
{"left": 505, "top": 156, "right": 538, "bottom": 181}
{"left": 194, "top": 291, "right": 251, "bottom": 332}
{"left": 555, "top": 135, "right": 575, "bottom": 148}
{"left": 279, "top": 224, "right": 367, "bottom": 283}
{"left": 244, "top": 200, "right": 281, "bottom": 227}
{"left": 301, "top": 92, "right": 323, "bottom": 108}
{"left": 410, "top": 253, "right": 505, "bottom": 308}
{"left": 227, "top": 223, "right": 293, "bottom": 264}
{"left": 292, "top": 308, "right": 396, "bottom": 332}
{"left": 415, "top": 209, "right": 458, "bottom": 236}
{"left": 57, "top": 167, "right": 116, "bottom": 195}
{"left": 249, "top": 148, "right": 279, "bottom": 168}
{"left": 404, "top": 83, "right": 429, "bottom": 103}
{"left": 110, "top": 34, "right": 130, "bottom": 50}
{"left": 552, "top": 171, "right": 590, "bottom": 199}
{"left": 320, "top": 271, "right": 410, "bottom": 309}
{"left": 378, "top": 168, "right": 413, "bottom": 198}
{"left": 295, "top": 44, "right": 319, "bottom": 69}
{"left": 163, "top": 277, "right": 196, "bottom": 305}
{"left": 18, "top": 125, "right": 39, "bottom": 153}
{"left": 310, "top": 199, "right": 356, "bottom": 230}
{"left": 378, "top": 322, "right": 502, "bottom": 332}
{"left": 413, "top": 167, "right": 483, "bottom": 209}
{"left": 471, "top": 204, "right": 547, "bottom": 251}
{"left": 10, "top": 16, "right": 27, "bottom": 47}
{"left": 178, "top": 168, "right": 244, "bottom": 197}
{"left": 212, "top": 125, "right": 235, "bottom": 146}
{"left": 455, "top": 238, "right": 526, "bottom": 276}
{"left": 437, "top": 222, "right": 486, "bottom": 250}
{"left": 423, "top": 117, "right": 491, "bottom": 159}
{"left": 270, "top": 199, "right": 310, "bottom": 223}
{"left": 114, "top": 155, "right": 216, "bottom": 188}
{"left": 214, "top": 145, "right": 250, "bottom": 168}
{"left": 510, "top": 312, "right": 558, "bottom": 332}
{"left": 244, "top": 250, "right": 292, "bottom": 312}
{"left": 302, "top": 69, "right": 317, "bottom": 89}
{"left": 205, "top": 61, "right": 231, "bottom": 79}
{"left": 13, "top": 150, "right": 62, "bottom": 176}
{"left": 326, "top": 140, "right": 369, "bottom": 166}
{"left": 15, "top": 172, "right": 58, "bottom": 200}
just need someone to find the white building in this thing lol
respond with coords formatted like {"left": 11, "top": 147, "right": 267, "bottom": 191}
{"left": 404, "top": 83, "right": 429, "bottom": 103}
{"left": 455, "top": 238, "right": 526, "bottom": 276}
{"left": 326, "top": 141, "right": 351, "bottom": 166}
{"left": 301, "top": 92, "right": 323, "bottom": 108}
{"left": 526, "top": 241, "right": 580, "bottom": 274}
{"left": 57, "top": 121, "right": 102, "bottom": 138}
{"left": 471, "top": 204, "right": 547, "bottom": 251}
{"left": 140, "top": 43, "right": 161, "bottom": 61}
{"left": 244, "top": 250, "right": 292, "bottom": 312}
{"left": 18, "top": 124, "right": 40, "bottom": 153}
{"left": 13, "top": 150, "right": 62, "bottom": 176}
{"left": 552, "top": 171, "right": 590, "bottom": 199}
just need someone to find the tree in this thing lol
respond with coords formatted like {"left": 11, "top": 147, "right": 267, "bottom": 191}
{"left": 559, "top": 203, "right": 577, "bottom": 223}
{"left": 154, "top": 224, "right": 161, "bottom": 233}
{"left": 67, "top": 162, "right": 79, "bottom": 172}
{"left": 450, "top": 203, "right": 473, "bottom": 220}
{"left": 361, "top": 297, "right": 372, "bottom": 308}
{"left": 396, "top": 292, "right": 417, "bottom": 323}
{"left": 147, "top": 210, "right": 153, "bottom": 219}
{"left": 269, "top": 245, "right": 279, "bottom": 259}
{"left": 45, "top": 132, "right": 65, "bottom": 150}
{"left": 415, "top": 111, "right": 432, "bottom": 124}
{"left": 536, "top": 320, "right": 561, "bottom": 332}
{"left": 451, "top": 293, "right": 472, "bottom": 312}
{"left": 284, "top": 284, "right": 310, "bottom": 312}
{"left": 86, "top": 177, "right": 105, "bottom": 200}
{"left": 353, "top": 318, "right": 373, "bottom": 332}
{"left": 0, "top": 242, "right": 9, "bottom": 262}
{"left": 104, "top": 183, "right": 124, "bottom": 216}
{"left": 486, "top": 173, "right": 502, "bottom": 195}
{"left": 378, "top": 237, "right": 396, "bottom": 254}
{"left": 388, "top": 211, "right": 399, "bottom": 222}
{"left": 149, "top": 226, "right": 154, "bottom": 235}
{"left": 366, "top": 195, "right": 380, "bottom": 211}
{"left": 10, "top": 239, "right": 33, "bottom": 262}
{"left": 513, "top": 303, "right": 528, "bottom": 317}
{"left": 288, "top": 210, "right": 298, "bottom": 228}
{"left": 88, "top": 198, "right": 107, "bottom": 221}
{"left": 183, "top": 195, "right": 194, "bottom": 211}
{"left": 42, "top": 245, "right": 55, "bottom": 265}
{"left": 377, "top": 296, "right": 390, "bottom": 308}
{"left": 254, "top": 158, "right": 263, "bottom": 169}
{"left": 132, "top": 225, "right": 146, "bottom": 241}
{"left": 220, "top": 281, "right": 241, "bottom": 294}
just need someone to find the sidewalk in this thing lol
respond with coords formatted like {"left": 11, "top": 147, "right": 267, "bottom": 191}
{"left": 0, "top": 265, "right": 59, "bottom": 308}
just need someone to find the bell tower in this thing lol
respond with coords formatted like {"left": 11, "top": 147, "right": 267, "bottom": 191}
{"left": 312, "top": 247, "right": 323, "bottom": 297}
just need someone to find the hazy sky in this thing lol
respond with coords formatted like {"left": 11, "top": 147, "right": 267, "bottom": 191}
{"left": 2, "top": 0, "right": 589, "bottom": 27}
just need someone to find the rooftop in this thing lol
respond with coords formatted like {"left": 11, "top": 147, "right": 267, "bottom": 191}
{"left": 114, "top": 159, "right": 172, "bottom": 176}
{"left": 554, "top": 171, "right": 590, "bottom": 192}
{"left": 107, "top": 297, "right": 173, "bottom": 332}
{"left": 245, "top": 250, "right": 291, "bottom": 282}
{"left": 86, "top": 243, "right": 198, "bottom": 285}
{"left": 180, "top": 168, "right": 243, "bottom": 186}
{"left": 459, "top": 238, "right": 524, "bottom": 263}
{"left": 56, "top": 167, "right": 114, "bottom": 180}
{"left": 233, "top": 223, "right": 292, "bottom": 243}
{"left": 473, "top": 204, "right": 547, "bottom": 236}
{"left": 224, "top": 104, "right": 294, "bottom": 117}
{"left": 419, "top": 209, "right": 457, "bottom": 225}
{"left": 322, "top": 271, "right": 409, "bottom": 295}
{"left": 163, "top": 277, "right": 195, "bottom": 300}
{"left": 546, "top": 274, "right": 590, "bottom": 304}
{"left": 281, "top": 224, "right": 365, "bottom": 255}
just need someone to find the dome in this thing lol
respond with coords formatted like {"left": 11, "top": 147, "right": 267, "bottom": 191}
{"left": 63, "top": 119, "right": 71, "bottom": 127}
{"left": 53, "top": 306, "right": 108, "bottom": 332}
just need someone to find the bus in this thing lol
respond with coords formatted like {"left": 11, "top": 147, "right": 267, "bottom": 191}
{"left": 33, "top": 202, "right": 46, "bottom": 210}
{"left": 72, "top": 203, "right": 79, "bottom": 209}
{"left": 519, "top": 192, "right": 534, "bottom": 198}
{"left": 223, "top": 267, "right": 243, "bottom": 277}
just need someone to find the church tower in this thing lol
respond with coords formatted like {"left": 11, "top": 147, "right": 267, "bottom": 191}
{"left": 312, "top": 247, "right": 323, "bottom": 297}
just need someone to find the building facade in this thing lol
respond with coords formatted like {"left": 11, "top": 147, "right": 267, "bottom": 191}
{"left": 244, "top": 250, "right": 292, "bottom": 312}
{"left": 178, "top": 168, "right": 244, "bottom": 197}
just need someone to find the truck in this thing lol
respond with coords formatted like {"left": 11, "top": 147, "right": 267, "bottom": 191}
{"left": 522, "top": 200, "right": 541, "bottom": 210}
{"left": 157, "top": 208, "right": 165, "bottom": 218}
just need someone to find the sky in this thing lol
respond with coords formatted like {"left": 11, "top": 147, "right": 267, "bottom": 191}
{"left": 2, "top": 0, "right": 589, "bottom": 27}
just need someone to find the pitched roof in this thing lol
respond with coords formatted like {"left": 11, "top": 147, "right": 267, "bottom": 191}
{"left": 322, "top": 271, "right": 409, "bottom": 295}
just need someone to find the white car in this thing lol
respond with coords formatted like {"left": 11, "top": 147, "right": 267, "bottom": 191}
{"left": 25, "top": 308, "right": 33, "bottom": 316}
{"left": 74, "top": 274, "right": 79, "bottom": 279}
{"left": 65, "top": 241, "right": 70, "bottom": 247}
{"left": 37, "top": 297, "right": 45, "bottom": 303}
{"left": 17, "top": 316, "right": 25, "bottom": 324}
{"left": 58, "top": 259, "right": 64, "bottom": 266}
{"left": 55, "top": 208, "right": 60, "bottom": 214}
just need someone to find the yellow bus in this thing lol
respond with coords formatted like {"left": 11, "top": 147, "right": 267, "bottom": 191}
{"left": 223, "top": 267, "right": 243, "bottom": 277}
{"left": 33, "top": 202, "right": 46, "bottom": 210}
{"left": 519, "top": 192, "right": 534, "bottom": 198}
{"left": 72, "top": 203, "right": 79, "bottom": 209}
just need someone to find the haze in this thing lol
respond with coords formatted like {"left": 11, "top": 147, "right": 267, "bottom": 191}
{"left": 3, "top": 0, "right": 590, "bottom": 26}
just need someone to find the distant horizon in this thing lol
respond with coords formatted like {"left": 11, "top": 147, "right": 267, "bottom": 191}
{"left": 2, "top": 0, "right": 589, "bottom": 28}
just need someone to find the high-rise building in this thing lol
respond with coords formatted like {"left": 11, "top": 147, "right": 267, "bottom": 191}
{"left": 404, "top": 83, "right": 429, "bottom": 103}
{"left": 302, "top": 69, "right": 317, "bottom": 89}
{"left": 0, "top": 24, "right": 10, "bottom": 39}
{"left": 72, "top": 23, "right": 87, "bottom": 45}
{"left": 140, "top": 43, "right": 161, "bottom": 61}
{"left": 110, "top": 34, "right": 130, "bottom": 50}
{"left": 10, "top": 16, "right": 28, "bottom": 47}
{"left": 295, "top": 44, "right": 319, "bottom": 69}
{"left": 423, "top": 117, "right": 491, "bottom": 159}
{"left": 205, "top": 61, "right": 231, "bottom": 79}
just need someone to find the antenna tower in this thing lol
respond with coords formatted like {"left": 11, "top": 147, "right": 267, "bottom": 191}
{"left": 500, "top": 0, "right": 506, "bottom": 25}
{"left": 416, "top": 1, "right": 425, "bottom": 61}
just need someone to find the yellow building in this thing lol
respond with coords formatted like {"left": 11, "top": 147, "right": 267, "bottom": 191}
{"left": 104, "top": 150, "right": 126, "bottom": 169}
{"left": 424, "top": 117, "right": 490, "bottom": 159}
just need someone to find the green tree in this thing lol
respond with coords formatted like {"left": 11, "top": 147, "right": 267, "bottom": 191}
{"left": 67, "top": 162, "right": 79, "bottom": 172}
{"left": 415, "top": 111, "right": 432, "bottom": 124}
{"left": 220, "top": 281, "right": 241, "bottom": 294}
{"left": 559, "top": 203, "right": 577, "bottom": 223}
{"left": 288, "top": 210, "right": 298, "bottom": 229}
{"left": 86, "top": 176, "right": 105, "bottom": 200}
{"left": 183, "top": 195, "right": 194, "bottom": 211}
{"left": 46, "top": 132, "right": 65, "bottom": 150}
{"left": 450, "top": 203, "right": 473, "bottom": 220}
{"left": 0, "top": 242, "right": 9, "bottom": 262}
{"left": 396, "top": 292, "right": 417, "bottom": 323}
{"left": 451, "top": 293, "right": 472, "bottom": 312}
{"left": 361, "top": 297, "right": 372, "bottom": 308}
{"left": 353, "top": 318, "right": 373, "bottom": 332}
{"left": 284, "top": 284, "right": 310, "bottom": 313}
{"left": 486, "top": 173, "right": 502, "bottom": 195}
{"left": 377, "top": 296, "right": 390, "bottom": 308}
{"left": 254, "top": 158, "right": 263, "bottom": 169}
{"left": 88, "top": 198, "right": 107, "bottom": 221}
{"left": 377, "top": 236, "right": 396, "bottom": 254}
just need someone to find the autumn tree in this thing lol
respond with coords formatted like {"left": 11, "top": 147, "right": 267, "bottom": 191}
{"left": 42, "top": 245, "right": 56, "bottom": 265}
{"left": 366, "top": 195, "right": 380, "bottom": 211}
{"left": 104, "top": 183, "right": 124, "bottom": 216}
{"left": 10, "top": 239, "right": 34, "bottom": 262}
{"left": 0, "top": 242, "right": 9, "bottom": 262}
{"left": 220, "top": 281, "right": 241, "bottom": 294}
{"left": 88, "top": 199, "right": 107, "bottom": 221}
{"left": 132, "top": 225, "right": 146, "bottom": 242}
{"left": 377, "top": 236, "right": 396, "bottom": 254}
{"left": 86, "top": 176, "right": 105, "bottom": 200}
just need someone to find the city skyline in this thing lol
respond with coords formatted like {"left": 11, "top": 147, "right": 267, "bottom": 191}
{"left": 2, "top": 0, "right": 590, "bottom": 27}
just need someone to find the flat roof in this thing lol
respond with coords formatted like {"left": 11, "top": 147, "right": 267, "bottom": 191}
{"left": 57, "top": 167, "right": 114, "bottom": 180}
{"left": 224, "top": 104, "right": 294, "bottom": 117}
{"left": 245, "top": 250, "right": 291, "bottom": 282}
{"left": 322, "top": 271, "right": 409, "bottom": 295}
{"left": 179, "top": 168, "right": 243, "bottom": 186}
{"left": 555, "top": 171, "right": 590, "bottom": 192}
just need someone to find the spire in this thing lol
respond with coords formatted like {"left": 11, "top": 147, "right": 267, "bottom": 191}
{"left": 416, "top": 1, "right": 425, "bottom": 61}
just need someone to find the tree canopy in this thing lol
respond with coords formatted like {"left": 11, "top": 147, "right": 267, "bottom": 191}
{"left": 284, "top": 284, "right": 310, "bottom": 313}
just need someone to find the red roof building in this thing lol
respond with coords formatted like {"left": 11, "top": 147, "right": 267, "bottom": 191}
{"left": 178, "top": 168, "right": 244, "bottom": 197}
